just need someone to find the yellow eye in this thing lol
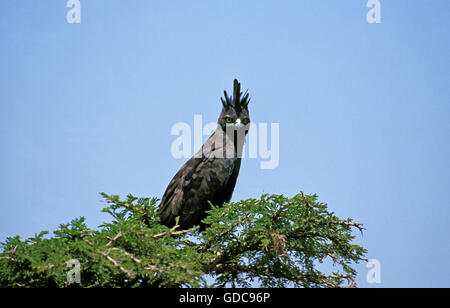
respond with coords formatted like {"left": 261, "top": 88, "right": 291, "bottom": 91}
{"left": 225, "top": 117, "right": 233, "bottom": 123}
{"left": 242, "top": 118, "right": 250, "bottom": 125}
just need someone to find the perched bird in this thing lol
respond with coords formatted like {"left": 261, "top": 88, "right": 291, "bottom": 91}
{"left": 158, "top": 79, "right": 251, "bottom": 230}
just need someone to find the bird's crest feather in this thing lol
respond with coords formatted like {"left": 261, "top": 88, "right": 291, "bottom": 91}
{"left": 221, "top": 79, "right": 250, "bottom": 112}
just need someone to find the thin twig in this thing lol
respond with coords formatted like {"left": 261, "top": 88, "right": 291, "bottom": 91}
{"left": 103, "top": 252, "right": 134, "bottom": 279}
{"left": 106, "top": 232, "right": 123, "bottom": 247}
{"left": 152, "top": 224, "right": 197, "bottom": 239}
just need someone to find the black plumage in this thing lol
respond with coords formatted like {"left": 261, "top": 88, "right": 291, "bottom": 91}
{"left": 158, "top": 79, "right": 251, "bottom": 230}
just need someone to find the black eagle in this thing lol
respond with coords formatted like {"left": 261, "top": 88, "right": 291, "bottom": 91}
{"left": 158, "top": 79, "right": 251, "bottom": 230}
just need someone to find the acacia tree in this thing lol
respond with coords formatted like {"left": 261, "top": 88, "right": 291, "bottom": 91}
{"left": 0, "top": 191, "right": 367, "bottom": 288}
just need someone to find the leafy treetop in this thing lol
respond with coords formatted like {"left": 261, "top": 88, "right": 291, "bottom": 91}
{"left": 0, "top": 191, "right": 367, "bottom": 288}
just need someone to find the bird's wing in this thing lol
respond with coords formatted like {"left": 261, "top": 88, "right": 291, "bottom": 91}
{"left": 157, "top": 155, "right": 204, "bottom": 224}
{"left": 158, "top": 133, "right": 237, "bottom": 227}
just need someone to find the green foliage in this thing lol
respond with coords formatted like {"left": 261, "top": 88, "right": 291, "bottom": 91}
{"left": 0, "top": 191, "right": 367, "bottom": 288}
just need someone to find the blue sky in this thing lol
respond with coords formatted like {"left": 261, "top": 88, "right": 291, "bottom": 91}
{"left": 0, "top": 0, "right": 449, "bottom": 287}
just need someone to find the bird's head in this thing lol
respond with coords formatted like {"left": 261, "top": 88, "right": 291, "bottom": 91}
{"left": 218, "top": 79, "right": 251, "bottom": 134}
